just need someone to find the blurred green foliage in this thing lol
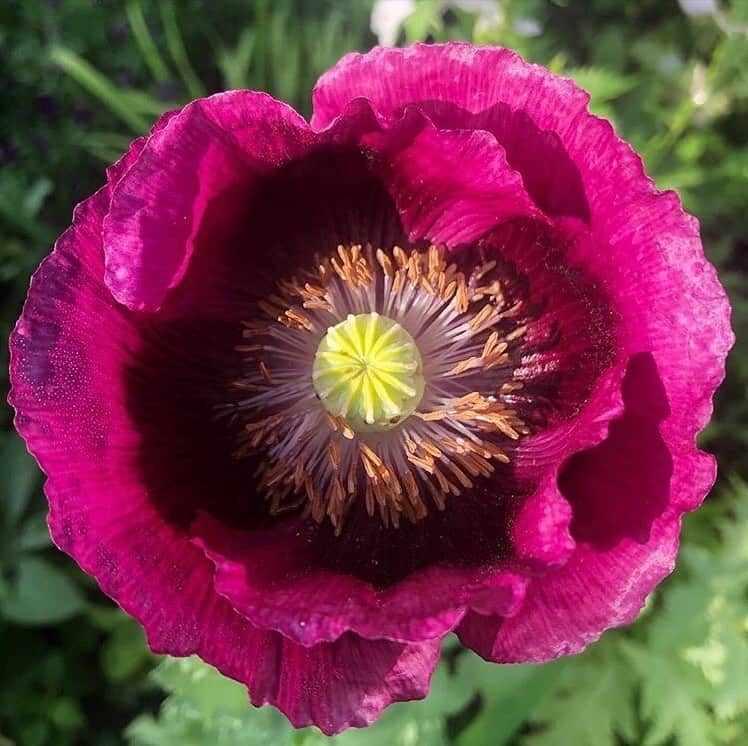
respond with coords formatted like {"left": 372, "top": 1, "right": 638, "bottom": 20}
{"left": 1, "top": 0, "right": 747, "bottom": 744}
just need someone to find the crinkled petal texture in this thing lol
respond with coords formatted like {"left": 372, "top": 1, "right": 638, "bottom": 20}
{"left": 313, "top": 42, "right": 732, "bottom": 661}
{"left": 10, "top": 44, "right": 732, "bottom": 733}
{"left": 9, "top": 101, "right": 443, "bottom": 735}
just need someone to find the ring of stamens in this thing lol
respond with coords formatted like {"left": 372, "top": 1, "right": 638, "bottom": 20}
{"left": 232, "top": 243, "right": 529, "bottom": 532}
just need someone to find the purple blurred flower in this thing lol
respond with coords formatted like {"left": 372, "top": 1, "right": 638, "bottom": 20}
{"left": 9, "top": 44, "right": 732, "bottom": 734}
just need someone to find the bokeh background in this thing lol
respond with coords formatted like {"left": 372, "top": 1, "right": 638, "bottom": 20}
{"left": 1, "top": 1, "right": 747, "bottom": 744}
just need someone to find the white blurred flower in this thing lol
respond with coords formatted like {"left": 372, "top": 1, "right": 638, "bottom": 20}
{"left": 690, "top": 62, "right": 709, "bottom": 106}
{"left": 678, "top": 0, "right": 748, "bottom": 35}
{"left": 370, "top": 0, "right": 509, "bottom": 45}
{"left": 513, "top": 16, "right": 543, "bottom": 37}
{"left": 678, "top": 0, "right": 718, "bottom": 17}
{"left": 452, "top": 0, "right": 503, "bottom": 32}
{"left": 370, "top": 0, "right": 416, "bottom": 47}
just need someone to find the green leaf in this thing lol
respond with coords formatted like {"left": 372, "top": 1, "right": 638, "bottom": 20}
{"left": 0, "top": 431, "right": 39, "bottom": 526}
{"left": 49, "top": 46, "right": 150, "bottom": 134}
{"left": 18, "top": 511, "right": 52, "bottom": 551}
{"left": 403, "top": 0, "right": 443, "bottom": 43}
{"left": 159, "top": 1, "right": 206, "bottom": 99}
{"left": 101, "top": 618, "right": 152, "bottom": 682}
{"left": 455, "top": 654, "right": 565, "bottom": 746}
{"left": 624, "top": 636, "right": 713, "bottom": 746}
{"left": 120, "top": 89, "right": 178, "bottom": 116}
{"left": 564, "top": 67, "right": 637, "bottom": 104}
{"left": 22, "top": 178, "right": 53, "bottom": 218}
{"left": 125, "top": 0, "right": 171, "bottom": 83}
{"left": 217, "top": 28, "right": 256, "bottom": 90}
{"left": 149, "top": 657, "right": 256, "bottom": 716}
{"left": 81, "top": 130, "right": 143, "bottom": 164}
{"left": 0, "top": 556, "right": 86, "bottom": 626}
{"left": 127, "top": 657, "right": 294, "bottom": 745}
{"left": 523, "top": 635, "right": 637, "bottom": 746}
{"left": 50, "top": 696, "right": 85, "bottom": 730}
{"left": 620, "top": 479, "right": 748, "bottom": 745}
{"left": 678, "top": 482, "right": 748, "bottom": 722}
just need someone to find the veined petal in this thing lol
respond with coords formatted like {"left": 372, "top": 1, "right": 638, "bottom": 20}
{"left": 192, "top": 511, "right": 527, "bottom": 645}
{"left": 8, "top": 150, "right": 438, "bottom": 735}
{"left": 103, "top": 92, "right": 312, "bottom": 311}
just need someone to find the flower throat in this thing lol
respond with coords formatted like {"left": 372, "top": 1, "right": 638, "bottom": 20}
{"left": 232, "top": 243, "right": 529, "bottom": 532}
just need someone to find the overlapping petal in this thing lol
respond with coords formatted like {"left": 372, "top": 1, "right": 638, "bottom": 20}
{"left": 8, "top": 137, "right": 439, "bottom": 735}
{"left": 312, "top": 42, "right": 733, "bottom": 656}
{"left": 360, "top": 107, "right": 545, "bottom": 245}
{"left": 103, "top": 89, "right": 543, "bottom": 317}
{"left": 192, "top": 511, "right": 527, "bottom": 645}
{"left": 103, "top": 92, "right": 312, "bottom": 312}
{"left": 312, "top": 43, "right": 591, "bottom": 219}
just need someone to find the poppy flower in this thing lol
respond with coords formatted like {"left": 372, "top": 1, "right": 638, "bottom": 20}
{"left": 9, "top": 43, "right": 732, "bottom": 734}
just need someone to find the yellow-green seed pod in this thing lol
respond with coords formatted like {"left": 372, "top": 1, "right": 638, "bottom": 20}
{"left": 312, "top": 313, "right": 425, "bottom": 432}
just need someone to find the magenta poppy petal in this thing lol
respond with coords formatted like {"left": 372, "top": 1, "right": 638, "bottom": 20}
{"left": 61, "top": 501, "right": 439, "bottom": 734}
{"left": 457, "top": 347, "right": 717, "bottom": 661}
{"left": 103, "top": 91, "right": 311, "bottom": 311}
{"left": 312, "top": 44, "right": 587, "bottom": 136}
{"left": 120, "top": 94, "right": 541, "bottom": 320}
{"left": 457, "top": 507, "right": 680, "bottom": 662}
{"left": 361, "top": 108, "right": 544, "bottom": 245}
{"left": 312, "top": 44, "right": 591, "bottom": 219}
{"left": 240, "top": 633, "right": 440, "bottom": 733}
{"left": 561, "top": 353, "right": 673, "bottom": 549}
{"left": 561, "top": 167, "right": 732, "bottom": 519}
{"left": 155, "top": 125, "right": 407, "bottom": 324}
{"left": 511, "top": 474, "right": 574, "bottom": 570}
{"left": 192, "top": 511, "right": 528, "bottom": 645}
{"left": 315, "top": 47, "right": 731, "bottom": 654}
{"left": 8, "top": 162, "right": 438, "bottom": 734}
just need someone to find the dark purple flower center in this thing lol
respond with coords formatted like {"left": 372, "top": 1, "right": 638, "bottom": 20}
{"left": 231, "top": 243, "right": 530, "bottom": 531}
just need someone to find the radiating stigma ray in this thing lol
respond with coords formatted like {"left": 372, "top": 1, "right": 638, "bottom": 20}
{"left": 312, "top": 313, "right": 426, "bottom": 432}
